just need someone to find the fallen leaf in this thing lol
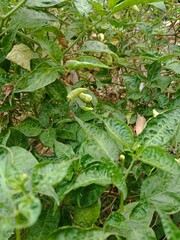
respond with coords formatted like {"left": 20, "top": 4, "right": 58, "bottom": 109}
{"left": 135, "top": 114, "right": 146, "bottom": 136}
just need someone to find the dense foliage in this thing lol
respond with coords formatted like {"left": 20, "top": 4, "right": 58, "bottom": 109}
{"left": 0, "top": 0, "right": 180, "bottom": 239}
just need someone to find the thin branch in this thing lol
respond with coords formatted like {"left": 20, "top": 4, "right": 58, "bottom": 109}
{"left": 0, "top": 0, "right": 27, "bottom": 20}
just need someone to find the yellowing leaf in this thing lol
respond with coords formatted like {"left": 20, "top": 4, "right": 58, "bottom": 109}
{"left": 6, "top": 44, "right": 34, "bottom": 71}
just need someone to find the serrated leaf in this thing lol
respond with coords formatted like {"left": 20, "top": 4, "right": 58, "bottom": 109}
{"left": 139, "top": 146, "right": 180, "bottom": 174}
{"left": 111, "top": 0, "right": 162, "bottom": 13}
{"left": 15, "top": 63, "right": 60, "bottom": 92}
{"left": 74, "top": 0, "right": 92, "bottom": 16}
{"left": 76, "top": 117, "right": 121, "bottom": 163}
{"left": 16, "top": 118, "right": 42, "bottom": 137}
{"left": 66, "top": 56, "right": 111, "bottom": 70}
{"left": 6, "top": 44, "right": 34, "bottom": 71}
{"left": 54, "top": 140, "right": 75, "bottom": 161}
{"left": 137, "top": 108, "right": 180, "bottom": 148}
{"left": 104, "top": 211, "right": 156, "bottom": 240}
{"left": 141, "top": 171, "right": 180, "bottom": 214}
{"left": 158, "top": 210, "right": 180, "bottom": 240}
{"left": 48, "top": 227, "right": 111, "bottom": 240}
{"left": 102, "top": 117, "right": 134, "bottom": 150}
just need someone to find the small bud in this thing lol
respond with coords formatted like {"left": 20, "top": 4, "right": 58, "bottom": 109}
{"left": 98, "top": 33, "right": 104, "bottom": 42}
{"left": 132, "top": 5, "right": 140, "bottom": 12}
{"left": 91, "top": 33, "right": 97, "bottom": 39}
{"left": 152, "top": 109, "right": 160, "bottom": 117}
{"left": 119, "top": 154, "right": 125, "bottom": 161}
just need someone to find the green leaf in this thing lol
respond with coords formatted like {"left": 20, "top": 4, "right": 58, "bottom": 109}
{"left": 165, "top": 60, "right": 180, "bottom": 74}
{"left": 26, "top": 202, "right": 60, "bottom": 240}
{"left": 15, "top": 63, "right": 60, "bottom": 92}
{"left": 16, "top": 118, "right": 42, "bottom": 137}
{"left": 32, "top": 160, "right": 73, "bottom": 188}
{"left": 111, "top": 0, "right": 162, "bottom": 13}
{"left": 11, "top": 7, "right": 58, "bottom": 29}
{"left": 39, "top": 128, "right": 56, "bottom": 148}
{"left": 0, "top": 147, "right": 14, "bottom": 217}
{"left": 139, "top": 146, "right": 180, "bottom": 174}
{"left": 46, "top": 79, "right": 67, "bottom": 102}
{"left": 10, "top": 146, "right": 38, "bottom": 173}
{"left": 60, "top": 162, "right": 127, "bottom": 202}
{"left": 0, "top": 217, "right": 15, "bottom": 240}
{"left": 130, "top": 201, "right": 154, "bottom": 225}
{"left": 141, "top": 171, "right": 180, "bottom": 214}
{"left": 108, "top": 0, "right": 121, "bottom": 8}
{"left": 0, "top": 28, "right": 17, "bottom": 63}
{"left": 158, "top": 210, "right": 180, "bottom": 240}
{"left": 66, "top": 56, "right": 111, "bottom": 70}
{"left": 48, "top": 226, "right": 111, "bottom": 240}
{"left": 104, "top": 211, "right": 156, "bottom": 240}
{"left": 74, "top": 201, "right": 101, "bottom": 227}
{"left": 26, "top": 0, "right": 65, "bottom": 8}
{"left": 102, "top": 117, "right": 134, "bottom": 150}
{"left": 54, "top": 140, "right": 76, "bottom": 161}
{"left": 16, "top": 195, "right": 41, "bottom": 228}
{"left": 78, "top": 184, "right": 105, "bottom": 207}
{"left": 74, "top": 0, "right": 92, "bottom": 16}
{"left": 149, "top": 2, "right": 166, "bottom": 11}
{"left": 6, "top": 129, "right": 29, "bottom": 149}
{"left": 76, "top": 117, "right": 121, "bottom": 163}
{"left": 137, "top": 108, "right": 180, "bottom": 148}
{"left": 34, "top": 36, "right": 62, "bottom": 62}
{"left": 81, "top": 40, "right": 118, "bottom": 59}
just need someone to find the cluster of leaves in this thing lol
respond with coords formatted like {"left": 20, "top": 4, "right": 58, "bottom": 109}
{"left": 0, "top": 0, "right": 180, "bottom": 239}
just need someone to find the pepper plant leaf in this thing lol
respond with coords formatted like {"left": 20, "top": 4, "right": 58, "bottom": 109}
{"left": 139, "top": 146, "right": 180, "bottom": 174}
{"left": 137, "top": 108, "right": 180, "bottom": 148}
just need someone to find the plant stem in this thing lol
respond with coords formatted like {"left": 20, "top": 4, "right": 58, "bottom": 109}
{"left": 17, "top": 31, "right": 39, "bottom": 45}
{"left": 63, "top": 11, "right": 112, "bottom": 55}
{"left": 0, "top": 0, "right": 27, "bottom": 20}
{"left": 16, "top": 228, "right": 21, "bottom": 240}
{"left": 120, "top": 192, "right": 124, "bottom": 213}
{"left": 124, "top": 158, "right": 136, "bottom": 180}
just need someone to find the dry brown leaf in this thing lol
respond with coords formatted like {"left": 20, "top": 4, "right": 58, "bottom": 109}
{"left": 66, "top": 71, "right": 79, "bottom": 85}
{"left": 135, "top": 114, "right": 146, "bottom": 136}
